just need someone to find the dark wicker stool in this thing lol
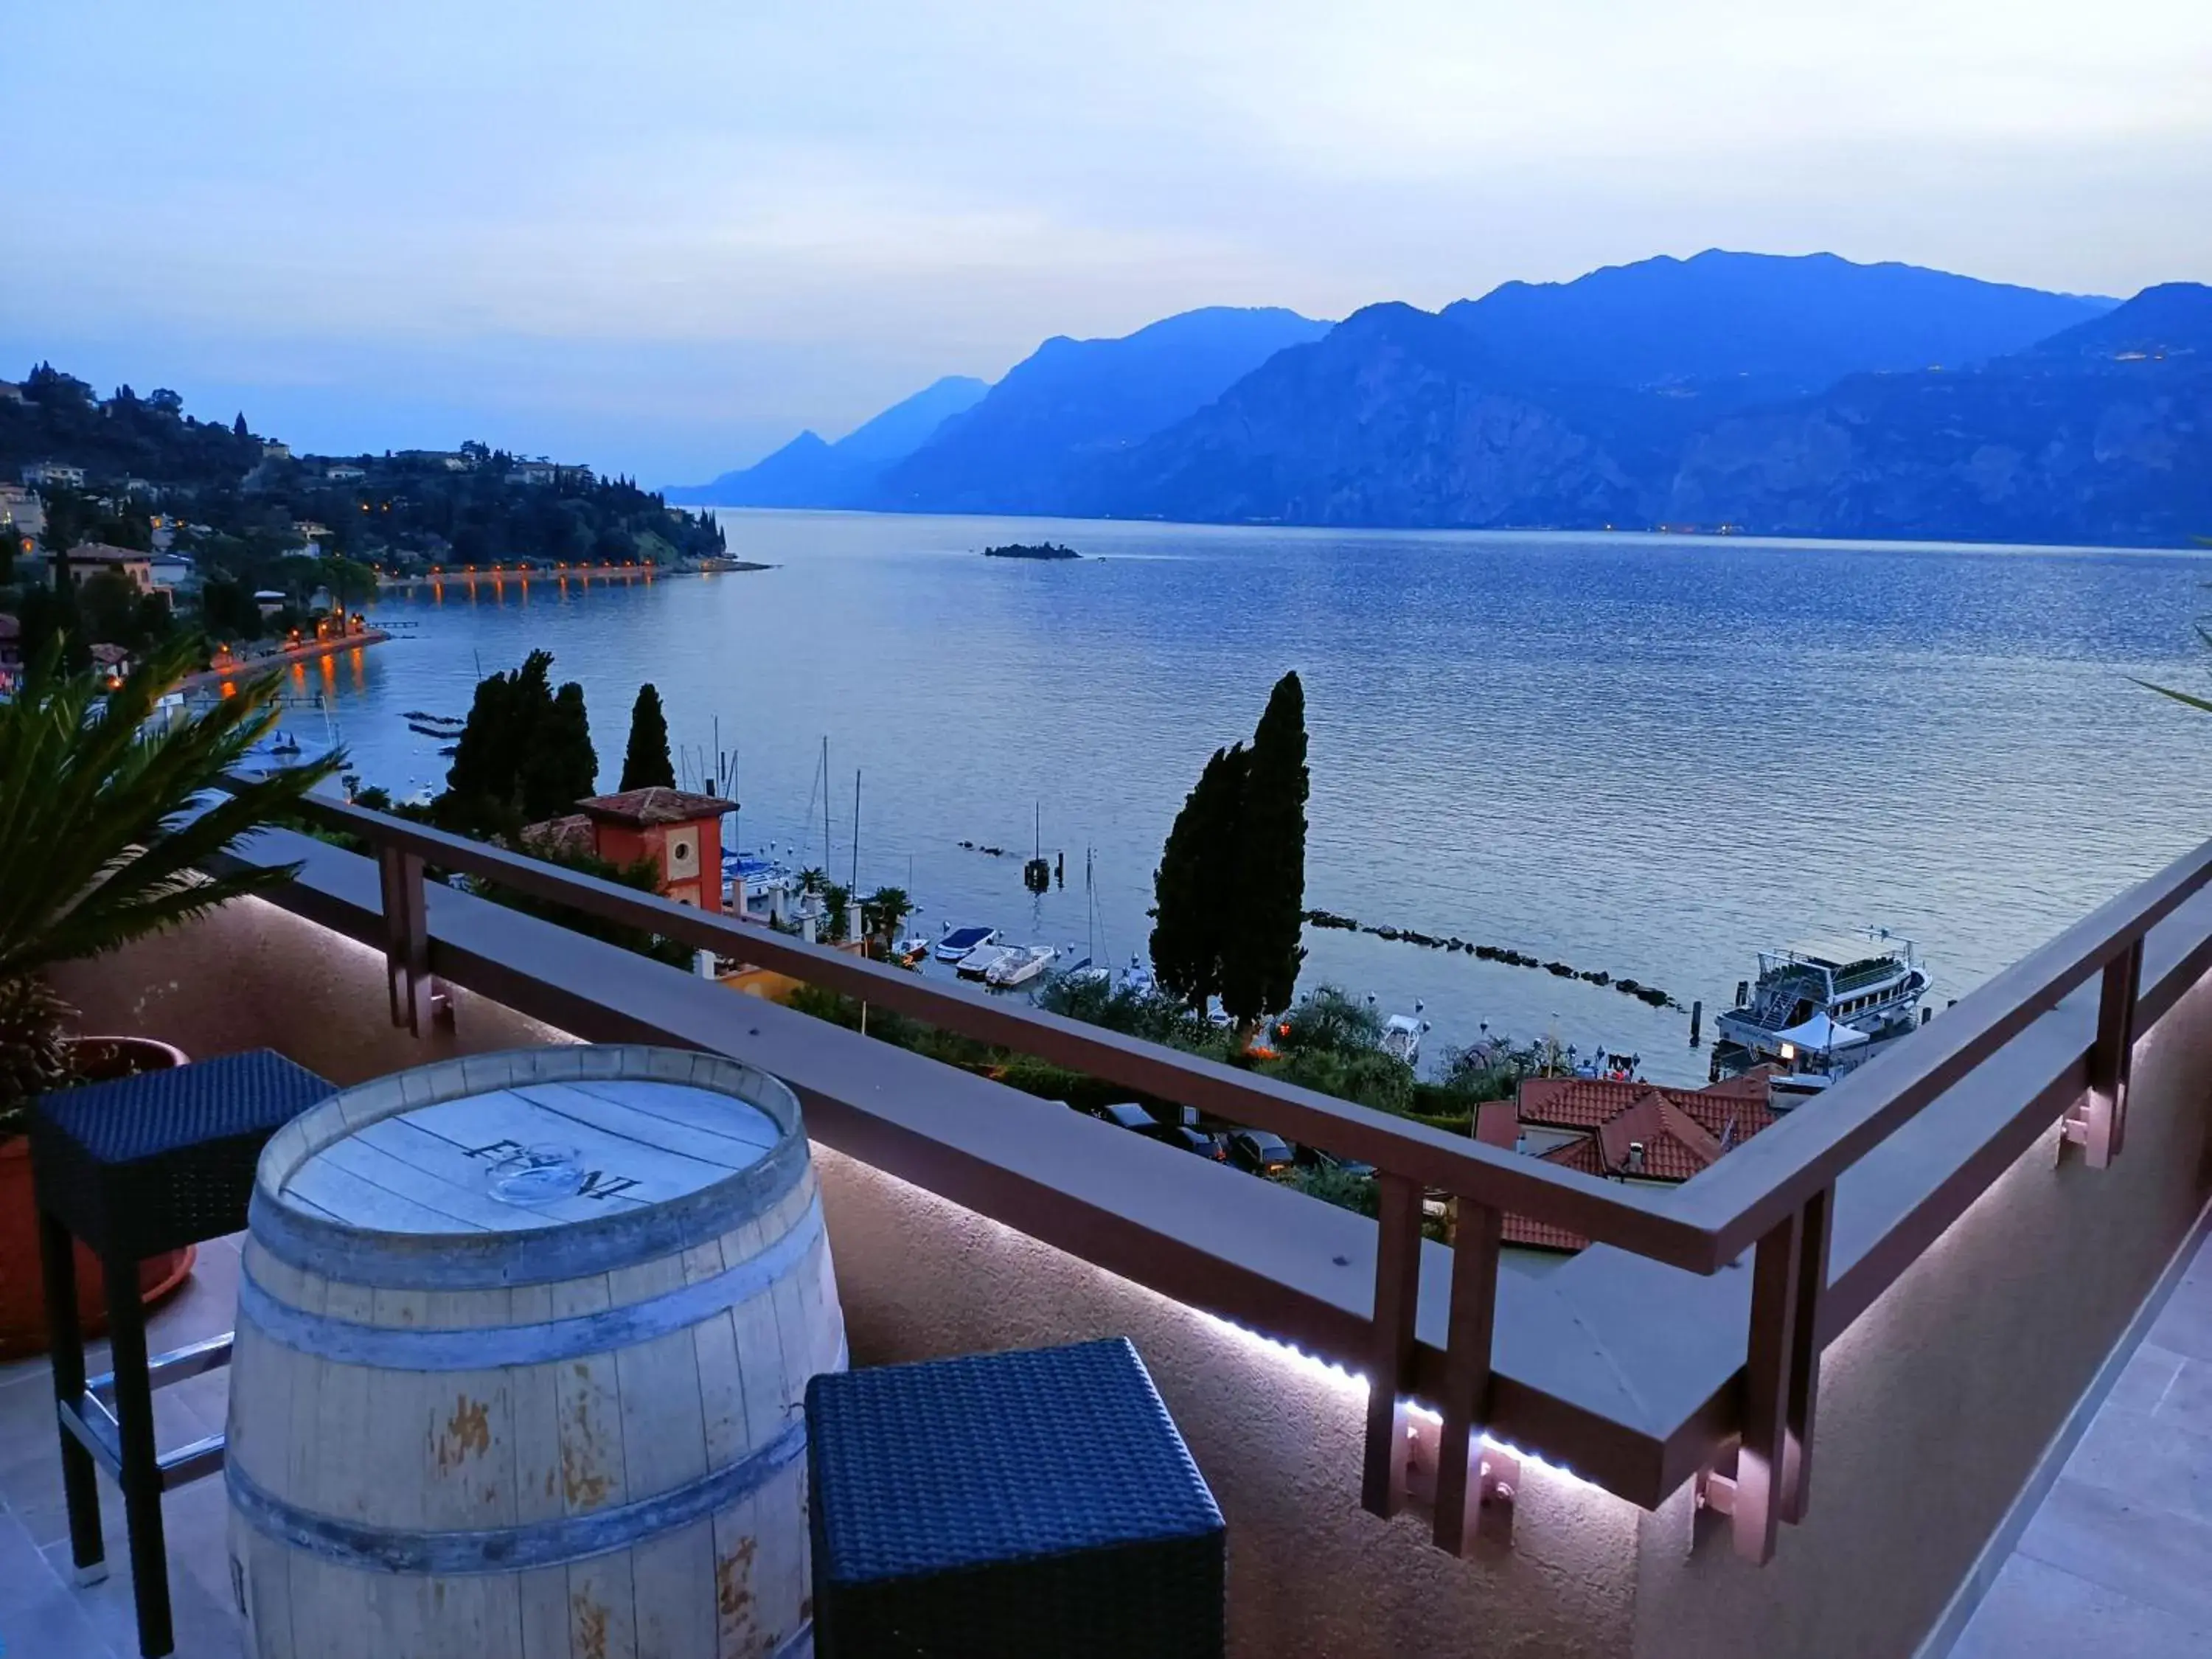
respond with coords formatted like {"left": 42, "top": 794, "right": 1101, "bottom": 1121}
{"left": 30, "top": 1048, "right": 333, "bottom": 1658}
{"left": 806, "top": 1338, "right": 1225, "bottom": 1659}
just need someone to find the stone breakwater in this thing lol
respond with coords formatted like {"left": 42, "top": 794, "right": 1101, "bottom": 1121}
{"left": 1304, "top": 911, "right": 1679, "bottom": 1009}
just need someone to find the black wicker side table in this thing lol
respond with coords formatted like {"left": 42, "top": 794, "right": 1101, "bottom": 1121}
{"left": 30, "top": 1048, "right": 333, "bottom": 1658}
{"left": 806, "top": 1338, "right": 1225, "bottom": 1659}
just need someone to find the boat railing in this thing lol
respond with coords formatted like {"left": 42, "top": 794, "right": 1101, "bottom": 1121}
{"left": 233, "top": 790, "right": 2212, "bottom": 1568}
{"left": 1827, "top": 959, "right": 1913, "bottom": 997}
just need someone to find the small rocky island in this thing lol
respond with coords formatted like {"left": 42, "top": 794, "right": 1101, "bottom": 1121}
{"left": 982, "top": 542, "right": 1081, "bottom": 560}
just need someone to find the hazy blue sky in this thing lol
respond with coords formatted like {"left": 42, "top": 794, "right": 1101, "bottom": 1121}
{"left": 5, "top": 1, "right": 2207, "bottom": 482}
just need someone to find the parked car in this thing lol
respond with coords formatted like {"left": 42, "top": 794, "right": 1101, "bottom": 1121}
{"left": 1227, "top": 1129, "right": 1295, "bottom": 1174}
{"left": 1295, "top": 1144, "right": 1378, "bottom": 1180}
{"left": 1135, "top": 1121, "right": 1225, "bottom": 1158}
{"left": 1086, "top": 1101, "right": 1155, "bottom": 1133}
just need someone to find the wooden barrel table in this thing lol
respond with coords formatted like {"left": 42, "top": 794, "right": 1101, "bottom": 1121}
{"left": 225, "top": 1046, "right": 844, "bottom": 1659}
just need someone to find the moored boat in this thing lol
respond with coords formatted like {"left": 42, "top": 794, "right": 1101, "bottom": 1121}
{"left": 1380, "top": 1001, "right": 1430, "bottom": 1067}
{"left": 956, "top": 943, "right": 1016, "bottom": 980}
{"left": 986, "top": 944, "right": 1058, "bottom": 987}
{"left": 1714, "top": 931, "right": 1930, "bottom": 1102}
{"left": 936, "top": 924, "right": 1000, "bottom": 963}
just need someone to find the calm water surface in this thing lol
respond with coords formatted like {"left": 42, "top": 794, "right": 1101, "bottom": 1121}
{"left": 291, "top": 512, "right": 2212, "bottom": 1085}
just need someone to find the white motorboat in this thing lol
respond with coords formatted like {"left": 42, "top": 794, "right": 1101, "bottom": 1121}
{"left": 892, "top": 935, "right": 933, "bottom": 967}
{"left": 986, "top": 944, "right": 1058, "bottom": 987}
{"left": 937, "top": 924, "right": 1000, "bottom": 963}
{"left": 1380, "top": 1001, "right": 1430, "bottom": 1067}
{"left": 956, "top": 943, "right": 1016, "bottom": 980}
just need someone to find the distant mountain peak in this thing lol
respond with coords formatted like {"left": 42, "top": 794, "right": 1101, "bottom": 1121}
{"left": 663, "top": 375, "right": 987, "bottom": 505}
{"left": 870, "top": 305, "right": 1329, "bottom": 515}
{"left": 664, "top": 254, "right": 2194, "bottom": 544}
{"left": 1440, "top": 250, "right": 2115, "bottom": 392}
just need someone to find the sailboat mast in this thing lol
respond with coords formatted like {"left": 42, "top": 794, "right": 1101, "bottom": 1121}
{"left": 852, "top": 769, "right": 861, "bottom": 891}
{"left": 821, "top": 737, "right": 832, "bottom": 873}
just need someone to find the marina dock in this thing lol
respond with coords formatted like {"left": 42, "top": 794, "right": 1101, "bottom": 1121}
{"left": 177, "top": 628, "right": 390, "bottom": 690}
{"left": 375, "top": 558, "right": 769, "bottom": 592}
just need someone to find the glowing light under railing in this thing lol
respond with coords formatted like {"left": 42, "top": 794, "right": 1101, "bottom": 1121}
{"left": 1194, "top": 1310, "right": 1606, "bottom": 1499}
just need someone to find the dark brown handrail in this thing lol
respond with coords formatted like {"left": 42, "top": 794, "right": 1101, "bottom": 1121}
{"left": 257, "top": 788, "right": 2212, "bottom": 1562}
{"left": 276, "top": 794, "right": 1711, "bottom": 1265}
{"left": 276, "top": 793, "right": 2212, "bottom": 1273}
{"left": 1677, "top": 834, "right": 2212, "bottom": 1259}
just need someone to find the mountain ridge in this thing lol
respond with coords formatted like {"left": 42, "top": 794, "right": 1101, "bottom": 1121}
{"left": 870, "top": 306, "right": 1331, "bottom": 515}
{"left": 668, "top": 252, "right": 2207, "bottom": 544}
{"left": 663, "top": 374, "right": 987, "bottom": 507}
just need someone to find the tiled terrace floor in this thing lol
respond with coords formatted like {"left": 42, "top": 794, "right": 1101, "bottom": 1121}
{"left": 2, "top": 1228, "right": 2208, "bottom": 1658}
{"left": 1952, "top": 1226, "right": 2212, "bottom": 1659}
{"left": 0, "top": 1234, "right": 245, "bottom": 1658}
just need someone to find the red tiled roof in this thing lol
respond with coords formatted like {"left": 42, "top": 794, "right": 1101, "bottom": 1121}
{"left": 66, "top": 542, "right": 150, "bottom": 563}
{"left": 519, "top": 813, "right": 595, "bottom": 860}
{"left": 1587, "top": 1091, "right": 1721, "bottom": 1181}
{"left": 1516, "top": 1074, "right": 1775, "bottom": 1141}
{"left": 1503, "top": 1213, "right": 1590, "bottom": 1252}
{"left": 1499, "top": 1068, "right": 1781, "bottom": 1252}
{"left": 1537, "top": 1135, "right": 1607, "bottom": 1175}
{"left": 1500, "top": 1138, "right": 1604, "bottom": 1251}
{"left": 577, "top": 786, "right": 737, "bottom": 827}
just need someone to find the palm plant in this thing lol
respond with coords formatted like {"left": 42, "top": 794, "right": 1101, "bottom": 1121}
{"left": 0, "top": 635, "right": 341, "bottom": 1133}
{"left": 2135, "top": 552, "right": 2212, "bottom": 713}
{"left": 861, "top": 885, "right": 912, "bottom": 945}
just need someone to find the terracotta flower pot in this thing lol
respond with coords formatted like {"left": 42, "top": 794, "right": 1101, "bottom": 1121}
{"left": 0, "top": 1036, "right": 198, "bottom": 1363}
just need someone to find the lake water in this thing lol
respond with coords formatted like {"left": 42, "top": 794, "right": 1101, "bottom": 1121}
{"left": 292, "top": 511, "right": 2212, "bottom": 1086}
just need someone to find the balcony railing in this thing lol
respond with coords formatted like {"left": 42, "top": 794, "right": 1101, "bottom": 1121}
{"left": 211, "top": 793, "right": 2212, "bottom": 1572}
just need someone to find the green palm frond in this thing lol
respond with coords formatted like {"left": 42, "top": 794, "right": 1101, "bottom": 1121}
{"left": 2130, "top": 676, "right": 2212, "bottom": 717}
{"left": 0, "top": 635, "right": 344, "bottom": 984}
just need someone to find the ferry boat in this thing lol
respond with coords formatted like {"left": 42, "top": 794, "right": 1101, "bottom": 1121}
{"left": 1714, "top": 931, "right": 1930, "bottom": 1102}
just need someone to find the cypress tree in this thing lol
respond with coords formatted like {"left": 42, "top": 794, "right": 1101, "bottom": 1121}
{"left": 445, "top": 649, "right": 598, "bottom": 832}
{"left": 619, "top": 683, "right": 676, "bottom": 790}
{"left": 529, "top": 681, "right": 598, "bottom": 818}
{"left": 1222, "top": 671, "right": 1310, "bottom": 1022}
{"left": 445, "top": 664, "right": 518, "bottom": 818}
{"left": 1150, "top": 742, "right": 1246, "bottom": 1010}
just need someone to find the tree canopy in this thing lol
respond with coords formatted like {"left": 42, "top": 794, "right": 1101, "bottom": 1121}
{"left": 442, "top": 650, "right": 598, "bottom": 834}
{"left": 619, "top": 683, "right": 675, "bottom": 791}
{"left": 1149, "top": 669, "right": 1311, "bottom": 1020}
{"left": 1150, "top": 741, "right": 1246, "bottom": 1009}
{"left": 1224, "top": 670, "right": 1309, "bottom": 1020}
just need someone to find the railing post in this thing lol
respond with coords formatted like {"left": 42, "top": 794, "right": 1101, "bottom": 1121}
{"left": 378, "top": 845, "right": 431, "bottom": 1034}
{"left": 1361, "top": 1173, "right": 1422, "bottom": 1520}
{"left": 1432, "top": 1200, "right": 1502, "bottom": 1554}
{"left": 1734, "top": 1184, "right": 1829, "bottom": 1562}
{"left": 1780, "top": 1185, "right": 1829, "bottom": 1525}
{"left": 2065, "top": 939, "right": 2142, "bottom": 1169}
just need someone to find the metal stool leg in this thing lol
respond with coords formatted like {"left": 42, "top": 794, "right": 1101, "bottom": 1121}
{"left": 37, "top": 1208, "right": 106, "bottom": 1585}
{"left": 102, "top": 1248, "right": 174, "bottom": 1658}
